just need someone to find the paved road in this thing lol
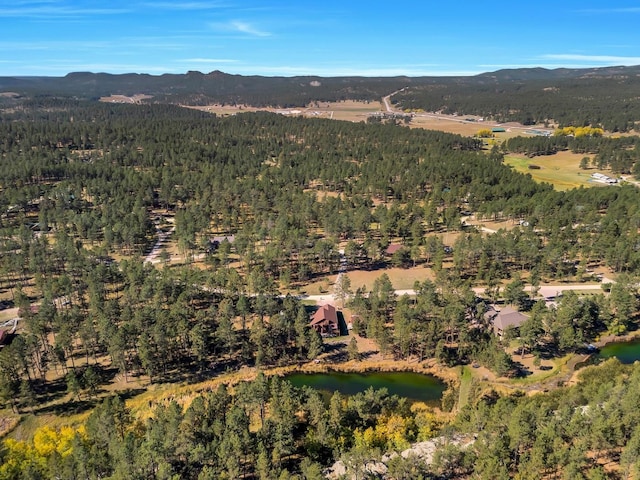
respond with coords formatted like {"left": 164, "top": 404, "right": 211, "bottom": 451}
{"left": 302, "top": 279, "right": 614, "bottom": 306}
{"left": 621, "top": 175, "right": 640, "bottom": 189}
{"left": 381, "top": 88, "right": 406, "bottom": 113}
{"left": 381, "top": 88, "right": 552, "bottom": 136}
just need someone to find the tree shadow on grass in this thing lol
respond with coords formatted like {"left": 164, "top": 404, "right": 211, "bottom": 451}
{"left": 535, "top": 342, "right": 559, "bottom": 360}
{"left": 510, "top": 360, "right": 533, "bottom": 378}
{"left": 32, "top": 377, "right": 69, "bottom": 405}
{"left": 343, "top": 350, "right": 380, "bottom": 363}
{"left": 34, "top": 388, "right": 146, "bottom": 417}
{"left": 155, "top": 352, "right": 251, "bottom": 386}
{"left": 322, "top": 341, "right": 347, "bottom": 363}
{"left": 336, "top": 311, "right": 349, "bottom": 336}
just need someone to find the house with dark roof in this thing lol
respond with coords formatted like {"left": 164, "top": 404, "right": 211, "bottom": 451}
{"left": 482, "top": 304, "right": 498, "bottom": 323}
{"left": 310, "top": 304, "right": 340, "bottom": 336}
{"left": 491, "top": 305, "right": 529, "bottom": 336}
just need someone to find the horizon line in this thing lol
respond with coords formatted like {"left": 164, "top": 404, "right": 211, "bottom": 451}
{"left": 3, "top": 63, "right": 640, "bottom": 79}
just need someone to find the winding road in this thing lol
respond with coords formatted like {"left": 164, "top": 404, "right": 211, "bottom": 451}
{"left": 380, "top": 88, "right": 553, "bottom": 136}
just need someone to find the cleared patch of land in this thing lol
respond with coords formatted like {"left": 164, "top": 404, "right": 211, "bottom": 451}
{"left": 299, "top": 266, "right": 436, "bottom": 296}
{"left": 99, "top": 94, "right": 153, "bottom": 103}
{"left": 187, "top": 100, "right": 553, "bottom": 138}
{"left": 189, "top": 100, "right": 384, "bottom": 123}
{"left": 346, "top": 266, "right": 435, "bottom": 291}
{"left": 408, "top": 114, "right": 496, "bottom": 136}
{"left": 504, "top": 152, "right": 609, "bottom": 191}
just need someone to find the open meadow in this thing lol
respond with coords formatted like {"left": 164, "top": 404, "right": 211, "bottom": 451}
{"left": 503, "top": 152, "right": 607, "bottom": 191}
{"left": 189, "top": 99, "right": 384, "bottom": 122}
{"left": 297, "top": 265, "right": 436, "bottom": 296}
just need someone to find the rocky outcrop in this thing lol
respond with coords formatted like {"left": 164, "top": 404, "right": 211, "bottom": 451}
{"left": 325, "top": 435, "right": 475, "bottom": 479}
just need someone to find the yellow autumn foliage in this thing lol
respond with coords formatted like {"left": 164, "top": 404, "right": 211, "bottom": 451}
{"left": 379, "top": 414, "right": 412, "bottom": 451}
{"left": 553, "top": 126, "right": 604, "bottom": 137}
{"left": 353, "top": 425, "right": 386, "bottom": 451}
{"left": 476, "top": 129, "right": 494, "bottom": 138}
{"left": 0, "top": 438, "right": 46, "bottom": 479}
{"left": 351, "top": 406, "right": 447, "bottom": 454}
{"left": 0, "top": 424, "right": 85, "bottom": 479}
{"left": 33, "top": 425, "right": 82, "bottom": 458}
{"left": 353, "top": 414, "right": 416, "bottom": 452}
{"left": 411, "top": 402, "right": 443, "bottom": 441}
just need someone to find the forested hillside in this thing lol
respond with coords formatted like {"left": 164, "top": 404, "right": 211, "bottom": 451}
{"left": 0, "top": 71, "right": 414, "bottom": 107}
{"left": 393, "top": 68, "right": 640, "bottom": 132}
{"left": 1, "top": 99, "right": 640, "bottom": 478}
{"left": 3, "top": 64, "right": 640, "bottom": 131}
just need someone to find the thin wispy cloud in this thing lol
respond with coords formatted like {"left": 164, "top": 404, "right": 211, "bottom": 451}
{"left": 27, "top": 62, "right": 176, "bottom": 74}
{"left": 209, "top": 20, "right": 271, "bottom": 37}
{"left": 0, "top": 3, "right": 129, "bottom": 18}
{"left": 0, "top": 40, "right": 114, "bottom": 50}
{"left": 227, "top": 64, "right": 479, "bottom": 77}
{"left": 0, "top": 37, "right": 198, "bottom": 52}
{"left": 141, "top": 2, "right": 228, "bottom": 11}
{"left": 230, "top": 21, "right": 271, "bottom": 37}
{"left": 180, "top": 58, "right": 238, "bottom": 64}
{"left": 542, "top": 54, "right": 640, "bottom": 64}
{"left": 577, "top": 7, "right": 640, "bottom": 14}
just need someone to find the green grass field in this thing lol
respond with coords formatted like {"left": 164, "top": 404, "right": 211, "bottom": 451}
{"left": 457, "top": 366, "right": 473, "bottom": 409}
{"left": 504, "top": 152, "right": 608, "bottom": 191}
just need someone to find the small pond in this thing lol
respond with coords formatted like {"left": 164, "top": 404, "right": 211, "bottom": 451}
{"left": 282, "top": 371, "right": 446, "bottom": 405}
{"left": 598, "top": 338, "right": 640, "bottom": 364}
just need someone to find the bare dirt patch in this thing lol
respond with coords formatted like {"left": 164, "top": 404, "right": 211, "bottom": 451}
{"left": 469, "top": 218, "right": 518, "bottom": 232}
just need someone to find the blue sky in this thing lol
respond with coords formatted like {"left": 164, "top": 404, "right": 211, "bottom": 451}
{"left": 2, "top": 1, "right": 640, "bottom": 77}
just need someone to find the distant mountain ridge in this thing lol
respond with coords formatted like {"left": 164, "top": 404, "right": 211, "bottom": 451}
{"left": 475, "top": 64, "right": 640, "bottom": 81}
{"left": 0, "top": 70, "right": 419, "bottom": 106}
{"left": 2, "top": 65, "right": 640, "bottom": 130}
{"left": 2, "top": 65, "right": 640, "bottom": 104}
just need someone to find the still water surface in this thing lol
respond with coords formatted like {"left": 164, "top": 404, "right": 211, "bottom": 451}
{"left": 598, "top": 338, "right": 640, "bottom": 364}
{"left": 283, "top": 371, "right": 446, "bottom": 405}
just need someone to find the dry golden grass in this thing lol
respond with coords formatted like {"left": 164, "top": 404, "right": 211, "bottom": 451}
{"left": 187, "top": 100, "right": 383, "bottom": 123}
{"left": 312, "top": 100, "right": 383, "bottom": 122}
{"left": 298, "top": 265, "right": 436, "bottom": 295}
{"left": 0, "top": 413, "right": 20, "bottom": 438}
{"left": 346, "top": 266, "right": 435, "bottom": 291}
{"left": 408, "top": 116, "right": 488, "bottom": 136}
{"left": 0, "top": 308, "right": 18, "bottom": 323}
